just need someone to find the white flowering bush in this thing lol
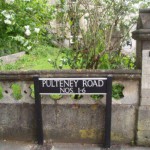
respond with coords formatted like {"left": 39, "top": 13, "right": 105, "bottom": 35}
{"left": 52, "top": 0, "right": 150, "bottom": 69}
{"left": 0, "top": 0, "right": 54, "bottom": 56}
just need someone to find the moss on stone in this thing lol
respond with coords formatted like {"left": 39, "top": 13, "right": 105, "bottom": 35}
{"left": 79, "top": 129, "right": 97, "bottom": 139}
{"left": 111, "top": 132, "right": 126, "bottom": 142}
{"left": 91, "top": 104, "right": 99, "bottom": 110}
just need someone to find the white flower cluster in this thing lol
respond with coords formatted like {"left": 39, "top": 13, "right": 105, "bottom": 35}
{"left": 24, "top": 40, "right": 32, "bottom": 50}
{"left": 34, "top": 28, "right": 40, "bottom": 34}
{"left": 26, "top": 7, "right": 33, "bottom": 11}
{"left": 5, "top": 0, "right": 15, "bottom": 4}
{"left": 60, "top": 58, "right": 67, "bottom": 64}
{"left": 27, "top": 46, "right": 32, "bottom": 50}
{"left": 12, "top": 35, "right": 25, "bottom": 45}
{"left": 1, "top": 10, "right": 14, "bottom": 25}
{"left": 25, "top": 25, "right": 31, "bottom": 36}
{"left": 48, "top": 59, "right": 51, "bottom": 62}
{"left": 12, "top": 35, "right": 32, "bottom": 50}
{"left": 24, "top": 25, "right": 40, "bottom": 36}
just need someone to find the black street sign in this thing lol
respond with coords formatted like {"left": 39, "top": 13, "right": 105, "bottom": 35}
{"left": 38, "top": 78, "right": 107, "bottom": 95}
{"left": 33, "top": 76, "right": 112, "bottom": 148}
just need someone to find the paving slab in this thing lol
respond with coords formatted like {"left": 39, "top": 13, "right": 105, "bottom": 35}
{"left": 52, "top": 143, "right": 150, "bottom": 150}
{"left": 0, "top": 141, "right": 150, "bottom": 150}
{"left": 0, "top": 141, "right": 34, "bottom": 150}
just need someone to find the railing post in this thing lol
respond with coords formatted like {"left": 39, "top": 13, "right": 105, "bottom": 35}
{"left": 33, "top": 76, "right": 44, "bottom": 145}
{"left": 104, "top": 76, "right": 112, "bottom": 148}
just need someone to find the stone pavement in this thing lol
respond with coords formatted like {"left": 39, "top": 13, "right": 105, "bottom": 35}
{"left": 0, "top": 141, "right": 150, "bottom": 150}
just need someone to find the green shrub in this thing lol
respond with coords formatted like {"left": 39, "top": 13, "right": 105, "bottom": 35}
{"left": 50, "top": 94, "right": 63, "bottom": 100}
{"left": 112, "top": 83, "right": 124, "bottom": 100}
{"left": 0, "top": 0, "right": 54, "bottom": 56}
{"left": 99, "top": 52, "right": 135, "bottom": 69}
{"left": 0, "top": 85, "right": 3, "bottom": 99}
{"left": 91, "top": 95, "right": 104, "bottom": 101}
{"left": 30, "top": 84, "right": 35, "bottom": 99}
{"left": 11, "top": 83, "right": 22, "bottom": 100}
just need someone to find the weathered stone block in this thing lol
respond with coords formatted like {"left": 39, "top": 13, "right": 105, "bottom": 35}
{"left": 143, "top": 41, "right": 150, "bottom": 50}
{"left": 142, "top": 50, "right": 150, "bottom": 75}
{"left": 141, "top": 98, "right": 150, "bottom": 106}
{"left": 141, "top": 89, "right": 150, "bottom": 99}
{"left": 43, "top": 104, "right": 105, "bottom": 144}
{"left": 111, "top": 105, "right": 136, "bottom": 144}
{"left": 140, "top": 12, "right": 150, "bottom": 29}
{"left": 137, "top": 130, "right": 150, "bottom": 146}
{"left": 0, "top": 103, "right": 136, "bottom": 145}
{"left": 137, "top": 106, "right": 150, "bottom": 146}
{"left": 0, "top": 52, "right": 25, "bottom": 65}
{"left": 141, "top": 75, "right": 150, "bottom": 89}
{"left": 57, "top": 95, "right": 100, "bottom": 105}
{"left": 120, "top": 80, "right": 139, "bottom": 105}
{"left": 43, "top": 104, "right": 136, "bottom": 144}
{"left": 0, "top": 104, "right": 36, "bottom": 141}
{"left": 138, "top": 106, "right": 150, "bottom": 131}
{"left": 102, "top": 80, "right": 139, "bottom": 105}
{"left": 142, "top": 50, "right": 150, "bottom": 59}
{"left": 142, "top": 66, "right": 150, "bottom": 75}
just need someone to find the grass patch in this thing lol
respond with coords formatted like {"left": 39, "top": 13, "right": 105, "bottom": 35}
{"left": 0, "top": 85, "right": 3, "bottom": 99}
{"left": 11, "top": 84, "right": 22, "bottom": 100}
{"left": 0, "top": 44, "right": 70, "bottom": 71}
{"left": 30, "top": 84, "right": 35, "bottom": 99}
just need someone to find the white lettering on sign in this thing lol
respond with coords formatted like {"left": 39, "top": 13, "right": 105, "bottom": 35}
{"left": 78, "top": 88, "right": 86, "bottom": 93}
{"left": 42, "top": 80, "right": 104, "bottom": 88}
{"left": 82, "top": 80, "right": 104, "bottom": 87}
{"left": 60, "top": 88, "right": 73, "bottom": 93}
{"left": 42, "top": 80, "right": 79, "bottom": 88}
{"left": 39, "top": 78, "right": 107, "bottom": 94}
{"left": 74, "top": 80, "right": 78, "bottom": 87}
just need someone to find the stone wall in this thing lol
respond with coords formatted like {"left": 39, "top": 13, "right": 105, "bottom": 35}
{"left": 0, "top": 52, "right": 25, "bottom": 65}
{"left": 1, "top": 8, "right": 150, "bottom": 147}
{"left": 0, "top": 70, "right": 141, "bottom": 145}
{"left": 132, "top": 8, "right": 150, "bottom": 146}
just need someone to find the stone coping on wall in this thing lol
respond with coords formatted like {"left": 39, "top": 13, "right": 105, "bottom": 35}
{"left": 139, "top": 8, "right": 150, "bottom": 13}
{"left": 132, "top": 29, "right": 150, "bottom": 40}
{"left": 0, "top": 70, "right": 141, "bottom": 81}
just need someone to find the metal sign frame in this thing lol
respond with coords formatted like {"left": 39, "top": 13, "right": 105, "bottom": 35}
{"left": 33, "top": 76, "right": 112, "bottom": 148}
